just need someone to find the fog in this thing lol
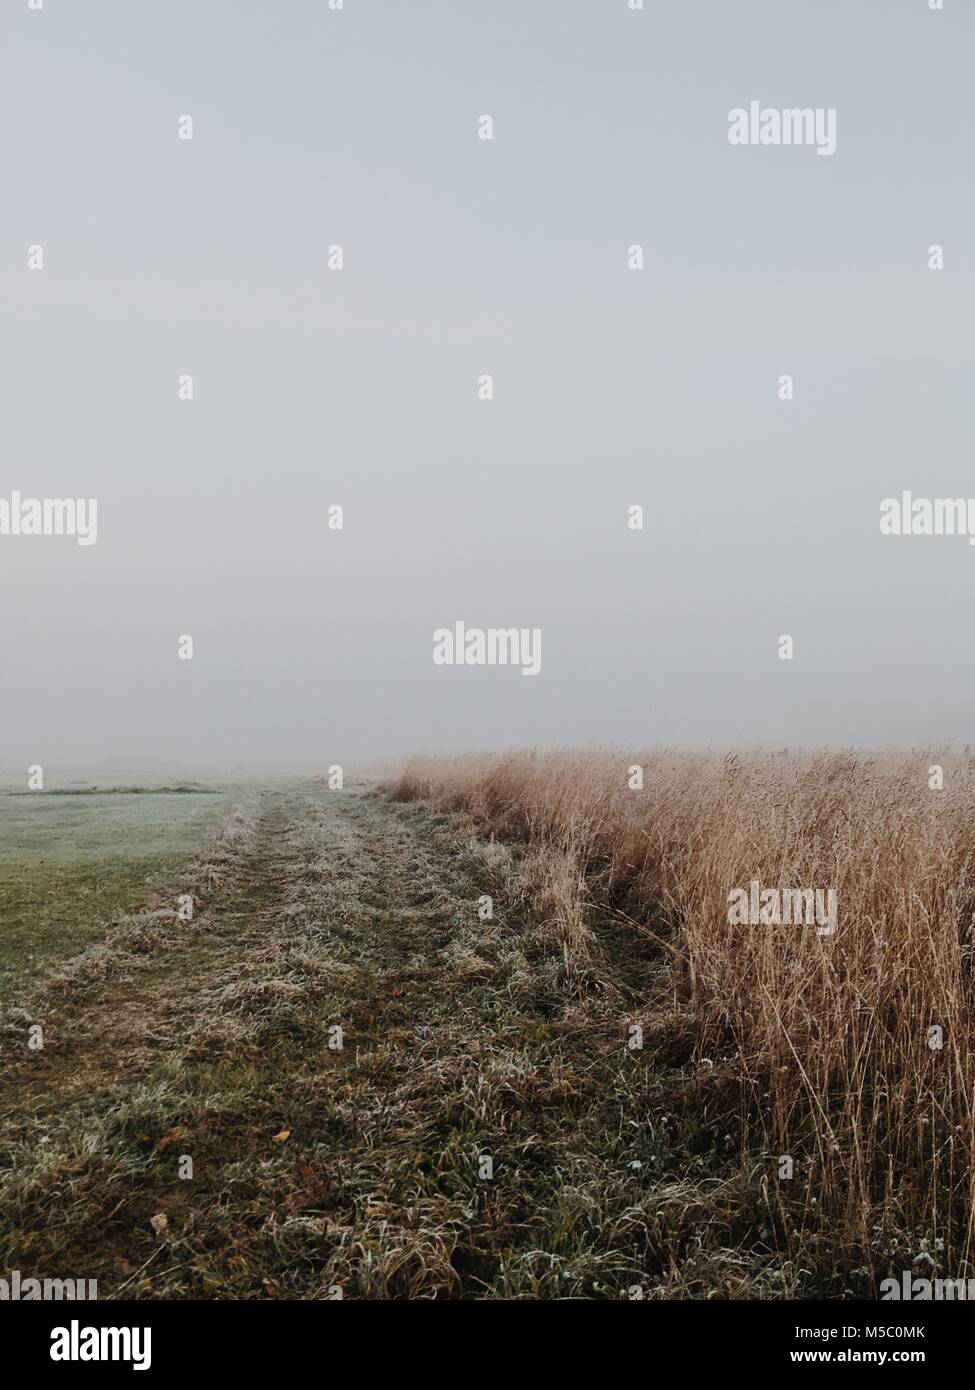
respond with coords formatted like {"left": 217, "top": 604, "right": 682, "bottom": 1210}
{"left": 2, "top": 0, "right": 973, "bottom": 770}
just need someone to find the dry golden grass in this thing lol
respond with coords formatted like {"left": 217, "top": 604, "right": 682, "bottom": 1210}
{"left": 388, "top": 749, "right": 975, "bottom": 1276}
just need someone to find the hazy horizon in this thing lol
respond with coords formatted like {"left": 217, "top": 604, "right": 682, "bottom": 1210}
{"left": 4, "top": 0, "right": 972, "bottom": 768}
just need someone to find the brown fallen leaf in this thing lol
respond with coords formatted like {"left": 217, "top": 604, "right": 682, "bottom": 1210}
{"left": 272, "top": 1127, "right": 291, "bottom": 1143}
{"left": 297, "top": 1166, "right": 315, "bottom": 1182}
{"left": 113, "top": 1256, "right": 134, "bottom": 1276}
{"left": 154, "top": 1127, "right": 185, "bottom": 1154}
{"left": 149, "top": 1212, "right": 168, "bottom": 1235}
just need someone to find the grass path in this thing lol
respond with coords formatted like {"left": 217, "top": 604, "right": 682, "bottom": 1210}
{"left": 0, "top": 783, "right": 759, "bottom": 1299}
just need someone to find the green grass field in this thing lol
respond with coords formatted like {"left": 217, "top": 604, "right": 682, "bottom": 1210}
{"left": 0, "top": 784, "right": 232, "bottom": 1000}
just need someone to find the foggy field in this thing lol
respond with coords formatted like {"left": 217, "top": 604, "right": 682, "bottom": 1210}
{"left": 3, "top": 0, "right": 969, "bottom": 1349}
{"left": 1, "top": 754, "right": 970, "bottom": 1299}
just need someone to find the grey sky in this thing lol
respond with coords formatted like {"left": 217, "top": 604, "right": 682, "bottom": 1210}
{"left": 2, "top": 0, "right": 973, "bottom": 770}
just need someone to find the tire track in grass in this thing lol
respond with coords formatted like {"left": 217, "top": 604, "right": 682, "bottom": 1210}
{"left": 0, "top": 783, "right": 728, "bottom": 1299}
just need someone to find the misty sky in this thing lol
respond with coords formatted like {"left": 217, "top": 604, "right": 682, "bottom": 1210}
{"left": 2, "top": 0, "right": 973, "bottom": 770}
